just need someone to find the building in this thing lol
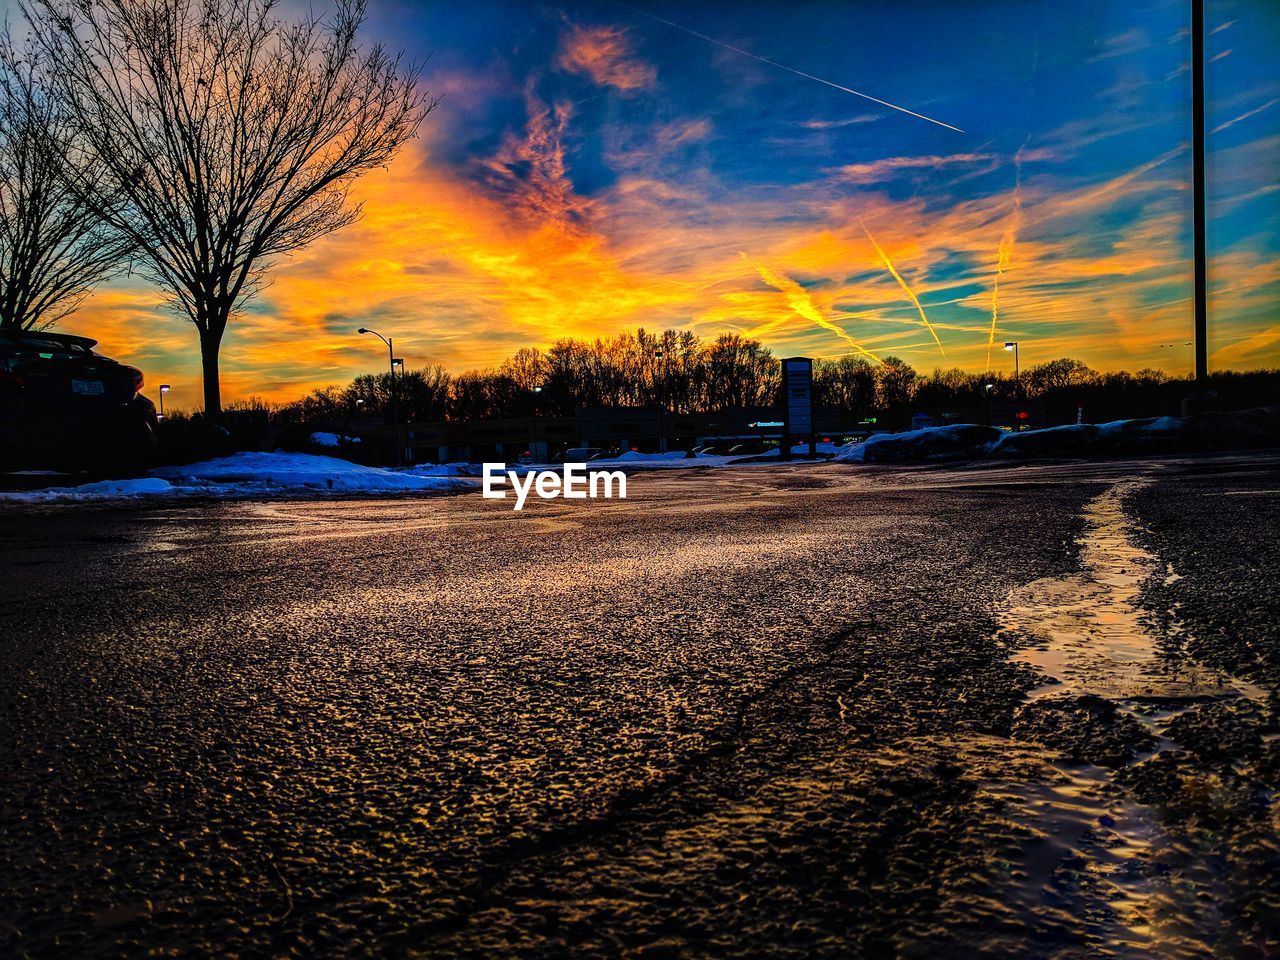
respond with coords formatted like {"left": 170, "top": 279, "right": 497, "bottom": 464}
{"left": 400, "top": 405, "right": 870, "bottom": 463}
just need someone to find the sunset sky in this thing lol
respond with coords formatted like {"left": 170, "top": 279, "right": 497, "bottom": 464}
{"left": 59, "top": 0, "right": 1280, "bottom": 410}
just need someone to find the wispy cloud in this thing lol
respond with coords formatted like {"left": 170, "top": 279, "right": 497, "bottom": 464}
{"left": 476, "top": 88, "right": 592, "bottom": 232}
{"left": 794, "top": 114, "right": 881, "bottom": 130}
{"left": 1212, "top": 97, "right": 1279, "bottom": 135}
{"left": 836, "top": 153, "right": 995, "bottom": 184}
{"left": 556, "top": 23, "right": 656, "bottom": 92}
{"left": 1087, "top": 28, "right": 1149, "bottom": 63}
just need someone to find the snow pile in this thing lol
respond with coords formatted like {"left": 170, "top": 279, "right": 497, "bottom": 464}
{"left": 153, "top": 452, "right": 476, "bottom": 493}
{"left": 309, "top": 431, "right": 360, "bottom": 448}
{"left": 992, "top": 409, "right": 1279, "bottom": 458}
{"left": 2, "top": 476, "right": 181, "bottom": 503}
{"left": 755, "top": 442, "right": 842, "bottom": 458}
{"left": 835, "top": 407, "right": 1280, "bottom": 465}
{"left": 987, "top": 423, "right": 1104, "bottom": 458}
{"left": 2, "top": 452, "right": 477, "bottom": 503}
{"left": 835, "top": 424, "right": 1001, "bottom": 464}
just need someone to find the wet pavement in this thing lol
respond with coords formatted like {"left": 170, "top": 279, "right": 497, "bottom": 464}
{"left": 1, "top": 454, "right": 1277, "bottom": 957}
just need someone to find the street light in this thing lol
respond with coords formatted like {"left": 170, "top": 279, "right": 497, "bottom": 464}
{"left": 357, "top": 327, "right": 402, "bottom": 468}
{"left": 1004, "top": 341, "right": 1020, "bottom": 398}
{"left": 984, "top": 382, "right": 994, "bottom": 426}
{"left": 531, "top": 385, "right": 543, "bottom": 464}
{"left": 158, "top": 383, "right": 170, "bottom": 421}
{"left": 654, "top": 347, "right": 667, "bottom": 453}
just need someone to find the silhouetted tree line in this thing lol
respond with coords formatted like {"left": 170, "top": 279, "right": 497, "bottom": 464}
{"left": 268, "top": 327, "right": 1279, "bottom": 427}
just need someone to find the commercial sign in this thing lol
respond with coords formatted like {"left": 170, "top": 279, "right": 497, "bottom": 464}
{"left": 780, "top": 357, "right": 814, "bottom": 458}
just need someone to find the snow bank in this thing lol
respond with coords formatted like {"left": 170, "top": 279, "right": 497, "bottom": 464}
{"left": 2, "top": 452, "right": 477, "bottom": 503}
{"left": 153, "top": 452, "right": 476, "bottom": 493}
{"left": 835, "top": 407, "right": 1280, "bottom": 465}
{"left": 1, "top": 476, "right": 182, "bottom": 503}
{"left": 402, "top": 461, "right": 485, "bottom": 477}
{"left": 835, "top": 424, "right": 1001, "bottom": 464}
{"left": 992, "top": 409, "right": 1279, "bottom": 459}
{"left": 987, "top": 423, "right": 1102, "bottom": 458}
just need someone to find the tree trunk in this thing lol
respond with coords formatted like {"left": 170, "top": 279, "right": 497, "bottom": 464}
{"left": 199, "top": 324, "right": 224, "bottom": 419}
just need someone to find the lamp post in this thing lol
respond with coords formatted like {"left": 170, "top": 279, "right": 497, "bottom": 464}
{"left": 158, "top": 383, "right": 170, "bottom": 421}
{"left": 654, "top": 347, "right": 667, "bottom": 453}
{"left": 531, "top": 384, "right": 543, "bottom": 463}
{"left": 984, "top": 382, "right": 994, "bottom": 426}
{"left": 1004, "top": 341, "right": 1020, "bottom": 398}
{"left": 357, "top": 327, "right": 402, "bottom": 467}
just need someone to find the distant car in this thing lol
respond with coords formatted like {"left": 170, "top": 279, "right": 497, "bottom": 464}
{"left": 0, "top": 330, "right": 157, "bottom": 470}
{"left": 559, "top": 447, "right": 608, "bottom": 463}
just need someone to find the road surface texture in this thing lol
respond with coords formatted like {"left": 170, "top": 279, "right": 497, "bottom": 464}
{"left": 2, "top": 455, "right": 1277, "bottom": 958}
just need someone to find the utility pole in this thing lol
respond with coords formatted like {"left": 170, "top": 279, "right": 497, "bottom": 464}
{"left": 1192, "top": 0, "right": 1208, "bottom": 385}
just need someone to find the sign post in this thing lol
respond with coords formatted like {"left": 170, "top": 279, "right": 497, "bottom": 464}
{"left": 780, "top": 357, "right": 814, "bottom": 460}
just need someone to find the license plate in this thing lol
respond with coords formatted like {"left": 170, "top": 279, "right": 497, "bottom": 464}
{"left": 71, "top": 379, "right": 105, "bottom": 396}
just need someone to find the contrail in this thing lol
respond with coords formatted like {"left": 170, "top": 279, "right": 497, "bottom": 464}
{"left": 1211, "top": 97, "right": 1278, "bottom": 135}
{"left": 860, "top": 226, "right": 945, "bottom": 356}
{"left": 623, "top": 5, "right": 964, "bottom": 133}
{"left": 744, "top": 254, "right": 884, "bottom": 364}
{"left": 988, "top": 144, "right": 1026, "bottom": 369}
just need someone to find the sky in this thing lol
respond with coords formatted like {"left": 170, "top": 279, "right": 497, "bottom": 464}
{"left": 54, "top": 0, "right": 1280, "bottom": 410}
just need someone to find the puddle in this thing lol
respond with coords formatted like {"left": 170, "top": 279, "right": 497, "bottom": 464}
{"left": 986, "top": 478, "right": 1269, "bottom": 958}
{"left": 1007, "top": 480, "right": 1263, "bottom": 706}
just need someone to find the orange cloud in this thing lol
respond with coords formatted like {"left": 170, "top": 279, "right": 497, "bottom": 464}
{"left": 555, "top": 23, "right": 656, "bottom": 92}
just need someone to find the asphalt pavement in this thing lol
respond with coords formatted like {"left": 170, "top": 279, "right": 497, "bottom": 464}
{"left": 1, "top": 455, "right": 1277, "bottom": 958}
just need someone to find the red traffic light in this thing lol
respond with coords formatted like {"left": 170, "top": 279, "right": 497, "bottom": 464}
{"left": 1016, "top": 410, "right": 1030, "bottom": 420}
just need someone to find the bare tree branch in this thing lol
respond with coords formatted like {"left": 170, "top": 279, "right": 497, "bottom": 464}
{"left": 24, "top": 0, "right": 435, "bottom": 415}
{"left": 0, "top": 26, "right": 132, "bottom": 331}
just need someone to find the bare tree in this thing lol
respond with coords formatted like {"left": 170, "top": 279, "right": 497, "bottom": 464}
{"left": 0, "top": 29, "right": 130, "bottom": 330}
{"left": 25, "top": 0, "right": 434, "bottom": 415}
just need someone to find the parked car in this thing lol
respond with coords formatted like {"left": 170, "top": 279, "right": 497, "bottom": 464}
{"left": 558, "top": 447, "right": 609, "bottom": 463}
{"left": 727, "top": 440, "right": 769, "bottom": 455}
{"left": 0, "top": 330, "right": 157, "bottom": 470}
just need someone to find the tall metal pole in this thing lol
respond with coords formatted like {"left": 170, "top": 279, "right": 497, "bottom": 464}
{"left": 1192, "top": 0, "right": 1208, "bottom": 383}
{"left": 654, "top": 348, "right": 666, "bottom": 453}
{"left": 358, "top": 327, "right": 402, "bottom": 468}
{"left": 388, "top": 337, "right": 401, "bottom": 468}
